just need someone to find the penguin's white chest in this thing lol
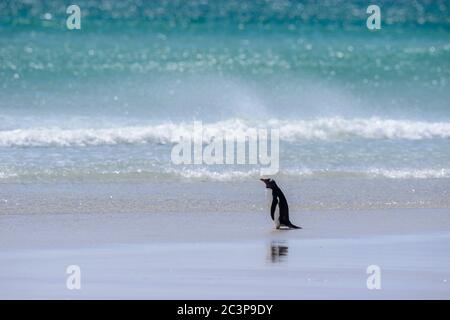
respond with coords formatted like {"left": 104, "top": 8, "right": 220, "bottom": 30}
{"left": 266, "top": 191, "right": 280, "bottom": 228}
{"left": 273, "top": 204, "right": 281, "bottom": 228}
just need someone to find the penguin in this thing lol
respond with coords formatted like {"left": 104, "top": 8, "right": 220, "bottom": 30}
{"left": 260, "top": 178, "right": 301, "bottom": 230}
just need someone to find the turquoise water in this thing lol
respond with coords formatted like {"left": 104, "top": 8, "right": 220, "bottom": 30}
{"left": 0, "top": 0, "right": 449, "bottom": 182}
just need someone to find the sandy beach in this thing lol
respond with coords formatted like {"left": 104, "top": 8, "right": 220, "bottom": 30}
{"left": 1, "top": 182, "right": 449, "bottom": 299}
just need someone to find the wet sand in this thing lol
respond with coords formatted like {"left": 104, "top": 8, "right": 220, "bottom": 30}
{"left": 1, "top": 206, "right": 450, "bottom": 299}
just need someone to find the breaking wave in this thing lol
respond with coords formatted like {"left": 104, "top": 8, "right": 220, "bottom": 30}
{"left": 1, "top": 117, "right": 450, "bottom": 148}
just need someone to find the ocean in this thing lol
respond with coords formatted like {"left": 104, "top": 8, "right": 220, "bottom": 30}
{"left": 1, "top": 0, "right": 449, "bottom": 184}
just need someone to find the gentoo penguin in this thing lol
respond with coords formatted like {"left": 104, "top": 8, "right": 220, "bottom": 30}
{"left": 260, "top": 178, "right": 301, "bottom": 229}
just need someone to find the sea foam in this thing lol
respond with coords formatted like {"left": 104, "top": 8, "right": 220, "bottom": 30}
{"left": 0, "top": 117, "right": 450, "bottom": 148}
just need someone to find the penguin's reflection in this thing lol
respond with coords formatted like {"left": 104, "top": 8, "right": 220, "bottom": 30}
{"left": 269, "top": 241, "right": 289, "bottom": 263}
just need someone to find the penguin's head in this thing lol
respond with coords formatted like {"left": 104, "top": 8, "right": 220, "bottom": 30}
{"left": 260, "top": 178, "right": 277, "bottom": 189}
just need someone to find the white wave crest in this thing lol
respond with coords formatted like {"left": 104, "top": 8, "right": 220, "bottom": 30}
{"left": 1, "top": 167, "right": 449, "bottom": 182}
{"left": 274, "top": 117, "right": 450, "bottom": 140}
{"left": 1, "top": 117, "right": 450, "bottom": 147}
{"left": 160, "top": 167, "right": 450, "bottom": 181}
{"left": 0, "top": 171, "right": 18, "bottom": 180}
{"left": 368, "top": 168, "right": 450, "bottom": 179}
{"left": 166, "top": 168, "right": 261, "bottom": 181}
